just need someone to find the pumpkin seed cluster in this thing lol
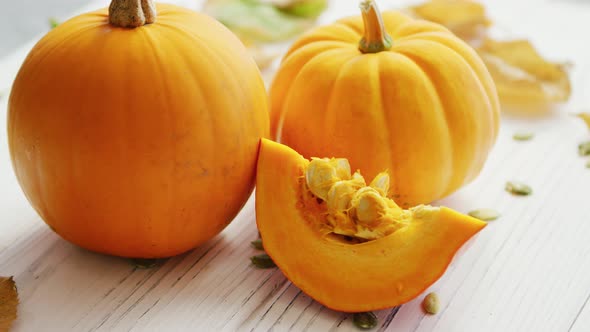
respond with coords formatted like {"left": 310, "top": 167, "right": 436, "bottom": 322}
{"left": 305, "top": 158, "right": 410, "bottom": 241}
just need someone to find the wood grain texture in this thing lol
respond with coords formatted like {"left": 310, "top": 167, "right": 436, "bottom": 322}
{"left": 1, "top": 0, "right": 590, "bottom": 331}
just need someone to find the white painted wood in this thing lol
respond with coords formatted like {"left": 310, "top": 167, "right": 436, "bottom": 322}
{"left": 1, "top": 0, "right": 590, "bottom": 331}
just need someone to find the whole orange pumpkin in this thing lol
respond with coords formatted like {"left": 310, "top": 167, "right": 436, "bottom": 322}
{"left": 8, "top": 0, "right": 269, "bottom": 258}
{"left": 270, "top": 0, "right": 499, "bottom": 207}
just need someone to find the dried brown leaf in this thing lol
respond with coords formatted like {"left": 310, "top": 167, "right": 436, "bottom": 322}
{"left": 407, "top": 0, "right": 491, "bottom": 40}
{"left": 0, "top": 276, "right": 18, "bottom": 331}
{"left": 476, "top": 38, "right": 571, "bottom": 108}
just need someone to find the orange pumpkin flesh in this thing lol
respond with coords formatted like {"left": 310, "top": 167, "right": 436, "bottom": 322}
{"left": 8, "top": 2, "right": 269, "bottom": 258}
{"left": 256, "top": 139, "right": 486, "bottom": 312}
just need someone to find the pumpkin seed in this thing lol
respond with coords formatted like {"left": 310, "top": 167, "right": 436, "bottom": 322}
{"left": 251, "top": 239, "right": 264, "bottom": 250}
{"left": 250, "top": 254, "right": 276, "bottom": 269}
{"left": 422, "top": 292, "right": 440, "bottom": 315}
{"left": 505, "top": 181, "right": 532, "bottom": 196}
{"left": 131, "top": 258, "right": 159, "bottom": 269}
{"left": 579, "top": 141, "right": 590, "bottom": 156}
{"left": 468, "top": 208, "right": 500, "bottom": 221}
{"left": 352, "top": 311, "right": 378, "bottom": 330}
{"left": 512, "top": 132, "right": 534, "bottom": 141}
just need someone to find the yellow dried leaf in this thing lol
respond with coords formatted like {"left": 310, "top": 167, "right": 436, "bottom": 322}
{"left": 575, "top": 113, "right": 590, "bottom": 131}
{"left": 408, "top": 0, "right": 491, "bottom": 40}
{"left": 476, "top": 38, "right": 571, "bottom": 108}
{"left": 0, "top": 276, "right": 18, "bottom": 331}
{"left": 405, "top": 1, "right": 573, "bottom": 113}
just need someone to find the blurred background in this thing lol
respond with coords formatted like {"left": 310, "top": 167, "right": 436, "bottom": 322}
{"left": 0, "top": 0, "right": 89, "bottom": 57}
{"left": 0, "top": 0, "right": 205, "bottom": 58}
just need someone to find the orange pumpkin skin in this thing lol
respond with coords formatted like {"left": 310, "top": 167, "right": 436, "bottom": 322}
{"left": 270, "top": 10, "right": 500, "bottom": 207}
{"left": 256, "top": 139, "right": 486, "bottom": 312}
{"left": 8, "top": 4, "right": 269, "bottom": 258}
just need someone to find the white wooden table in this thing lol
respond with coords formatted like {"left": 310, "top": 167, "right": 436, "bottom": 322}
{"left": 1, "top": 0, "right": 590, "bottom": 331}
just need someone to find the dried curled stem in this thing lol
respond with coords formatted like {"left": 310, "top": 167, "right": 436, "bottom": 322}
{"left": 109, "top": 0, "right": 156, "bottom": 28}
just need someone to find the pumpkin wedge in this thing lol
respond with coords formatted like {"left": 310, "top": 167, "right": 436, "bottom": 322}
{"left": 256, "top": 139, "right": 486, "bottom": 312}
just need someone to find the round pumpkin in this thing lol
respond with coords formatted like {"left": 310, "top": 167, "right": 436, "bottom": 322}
{"left": 7, "top": 0, "right": 269, "bottom": 258}
{"left": 270, "top": 0, "right": 500, "bottom": 207}
{"left": 256, "top": 139, "right": 486, "bottom": 312}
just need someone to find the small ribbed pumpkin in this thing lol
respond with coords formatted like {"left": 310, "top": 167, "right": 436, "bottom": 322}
{"left": 8, "top": 0, "right": 269, "bottom": 258}
{"left": 270, "top": 0, "right": 500, "bottom": 207}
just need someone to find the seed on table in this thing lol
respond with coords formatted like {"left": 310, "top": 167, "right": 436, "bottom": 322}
{"left": 352, "top": 311, "right": 378, "bottom": 330}
{"left": 250, "top": 254, "right": 276, "bottom": 269}
{"left": 579, "top": 141, "right": 590, "bottom": 156}
{"left": 468, "top": 208, "right": 500, "bottom": 221}
{"left": 251, "top": 239, "right": 264, "bottom": 250}
{"left": 422, "top": 292, "right": 440, "bottom": 315}
{"left": 505, "top": 181, "right": 532, "bottom": 196}
{"left": 513, "top": 132, "right": 534, "bottom": 141}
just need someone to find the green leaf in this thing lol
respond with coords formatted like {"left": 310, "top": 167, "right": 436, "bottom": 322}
{"left": 49, "top": 17, "right": 60, "bottom": 29}
{"left": 204, "top": 0, "right": 316, "bottom": 43}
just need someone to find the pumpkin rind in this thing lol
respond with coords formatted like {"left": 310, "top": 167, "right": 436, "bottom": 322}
{"left": 8, "top": 4, "right": 269, "bottom": 258}
{"left": 270, "top": 10, "right": 500, "bottom": 207}
{"left": 256, "top": 139, "right": 486, "bottom": 312}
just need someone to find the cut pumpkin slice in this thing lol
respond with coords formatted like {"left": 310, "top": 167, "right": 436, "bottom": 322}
{"left": 255, "top": 139, "right": 486, "bottom": 312}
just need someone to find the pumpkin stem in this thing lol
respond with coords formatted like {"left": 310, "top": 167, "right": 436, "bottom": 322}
{"left": 109, "top": 0, "right": 156, "bottom": 28}
{"left": 358, "top": 0, "right": 392, "bottom": 53}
